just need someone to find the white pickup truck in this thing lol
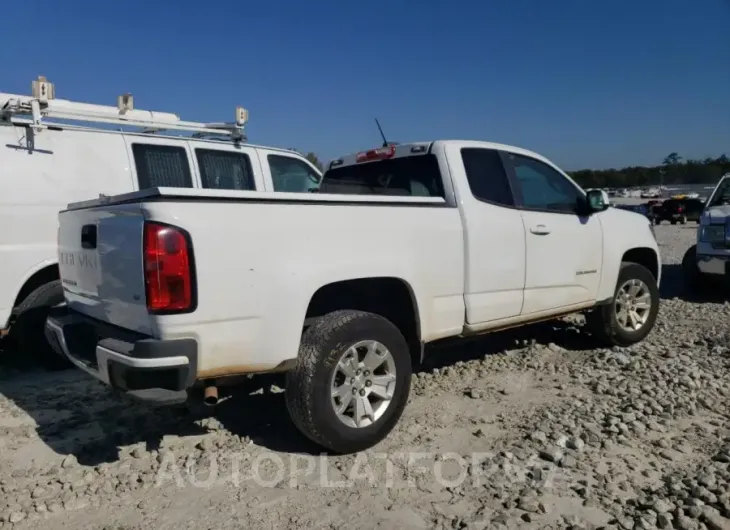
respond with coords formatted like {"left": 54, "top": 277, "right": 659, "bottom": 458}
{"left": 682, "top": 173, "right": 730, "bottom": 291}
{"left": 46, "top": 140, "right": 662, "bottom": 453}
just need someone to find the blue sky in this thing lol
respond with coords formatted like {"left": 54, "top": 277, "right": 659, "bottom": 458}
{"left": 2, "top": 0, "right": 728, "bottom": 170}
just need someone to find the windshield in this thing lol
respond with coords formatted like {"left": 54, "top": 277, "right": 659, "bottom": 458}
{"left": 268, "top": 154, "right": 321, "bottom": 193}
{"left": 321, "top": 155, "right": 444, "bottom": 197}
{"left": 708, "top": 179, "right": 730, "bottom": 207}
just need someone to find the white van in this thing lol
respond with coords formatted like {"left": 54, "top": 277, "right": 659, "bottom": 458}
{"left": 0, "top": 77, "right": 323, "bottom": 369}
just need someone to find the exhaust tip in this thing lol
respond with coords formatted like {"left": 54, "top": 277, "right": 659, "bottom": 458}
{"left": 203, "top": 384, "right": 218, "bottom": 406}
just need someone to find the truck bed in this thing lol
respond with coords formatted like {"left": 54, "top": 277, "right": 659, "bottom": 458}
{"left": 56, "top": 187, "right": 467, "bottom": 380}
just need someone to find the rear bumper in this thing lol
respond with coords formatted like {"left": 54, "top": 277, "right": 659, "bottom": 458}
{"left": 44, "top": 306, "right": 197, "bottom": 404}
{"left": 660, "top": 213, "right": 684, "bottom": 220}
{"left": 697, "top": 253, "right": 730, "bottom": 276}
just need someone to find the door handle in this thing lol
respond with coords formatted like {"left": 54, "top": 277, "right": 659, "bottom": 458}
{"left": 81, "top": 224, "right": 97, "bottom": 249}
{"left": 530, "top": 224, "right": 551, "bottom": 235}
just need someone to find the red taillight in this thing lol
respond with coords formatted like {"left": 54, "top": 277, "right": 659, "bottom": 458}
{"left": 143, "top": 222, "right": 193, "bottom": 312}
{"left": 356, "top": 145, "right": 396, "bottom": 163}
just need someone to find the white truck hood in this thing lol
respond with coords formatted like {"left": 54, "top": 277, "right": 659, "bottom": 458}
{"left": 703, "top": 205, "right": 730, "bottom": 223}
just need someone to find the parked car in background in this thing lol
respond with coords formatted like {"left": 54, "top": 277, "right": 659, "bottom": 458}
{"left": 645, "top": 200, "right": 662, "bottom": 221}
{"left": 682, "top": 174, "right": 730, "bottom": 292}
{"left": 654, "top": 199, "right": 688, "bottom": 225}
{"left": 614, "top": 203, "right": 654, "bottom": 222}
{"left": 679, "top": 198, "right": 705, "bottom": 223}
{"left": 641, "top": 188, "right": 662, "bottom": 199}
{"left": 0, "top": 76, "right": 322, "bottom": 369}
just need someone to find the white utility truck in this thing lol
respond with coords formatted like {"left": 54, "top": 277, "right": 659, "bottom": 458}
{"left": 0, "top": 77, "right": 322, "bottom": 368}
{"left": 47, "top": 140, "right": 662, "bottom": 453}
{"left": 682, "top": 173, "right": 730, "bottom": 292}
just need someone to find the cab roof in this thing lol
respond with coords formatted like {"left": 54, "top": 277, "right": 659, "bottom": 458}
{"left": 326, "top": 140, "right": 555, "bottom": 171}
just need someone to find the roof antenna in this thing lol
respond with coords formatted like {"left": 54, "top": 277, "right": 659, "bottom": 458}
{"left": 375, "top": 118, "right": 388, "bottom": 147}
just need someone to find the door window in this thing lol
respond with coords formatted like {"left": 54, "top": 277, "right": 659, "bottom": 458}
{"left": 505, "top": 152, "right": 582, "bottom": 214}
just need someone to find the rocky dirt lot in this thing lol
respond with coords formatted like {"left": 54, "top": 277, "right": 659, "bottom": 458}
{"left": 1, "top": 224, "right": 730, "bottom": 530}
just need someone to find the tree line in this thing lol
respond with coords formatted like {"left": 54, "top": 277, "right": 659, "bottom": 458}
{"left": 568, "top": 153, "right": 730, "bottom": 189}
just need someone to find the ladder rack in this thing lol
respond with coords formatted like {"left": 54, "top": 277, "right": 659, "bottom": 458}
{"left": 0, "top": 76, "right": 249, "bottom": 142}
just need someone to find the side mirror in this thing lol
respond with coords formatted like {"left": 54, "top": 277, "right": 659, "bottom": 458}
{"left": 585, "top": 189, "right": 610, "bottom": 213}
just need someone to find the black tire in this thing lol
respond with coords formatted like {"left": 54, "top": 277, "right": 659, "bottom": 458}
{"left": 285, "top": 310, "right": 412, "bottom": 454}
{"left": 680, "top": 215, "right": 687, "bottom": 225}
{"left": 585, "top": 262, "right": 660, "bottom": 347}
{"left": 11, "top": 280, "right": 71, "bottom": 371}
{"left": 670, "top": 219, "right": 677, "bottom": 225}
{"left": 682, "top": 244, "right": 711, "bottom": 295}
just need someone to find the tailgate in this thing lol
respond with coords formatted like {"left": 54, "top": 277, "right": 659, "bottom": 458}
{"left": 58, "top": 204, "right": 153, "bottom": 335}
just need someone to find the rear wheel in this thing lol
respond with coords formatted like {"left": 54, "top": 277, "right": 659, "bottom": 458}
{"left": 586, "top": 262, "right": 659, "bottom": 347}
{"left": 286, "top": 310, "right": 412, "bottom": 454}
{"left": 11, "top": 280, "right": 71, "bottom": 371}
{"left": 680, "top": 215, "right": 687, "bottom": 225}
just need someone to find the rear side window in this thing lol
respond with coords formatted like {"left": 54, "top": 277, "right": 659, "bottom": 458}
{"left": 321, "top": 155, "right": 444, "bottom": 197}
{"left": 132, "top": 144, "right": 192, "bottom": 189}
{"left": 268, "top": 155, "right": 321, "bottom": 193}
{"left": 196, "top": 149, "right": 254, "bottom": 191}
{"left": 460, "top": 148, "right": 514, "bottom": 207}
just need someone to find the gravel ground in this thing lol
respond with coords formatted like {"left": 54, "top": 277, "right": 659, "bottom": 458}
{"left": 2, "top": 223, "right": 730, "bottom": 530}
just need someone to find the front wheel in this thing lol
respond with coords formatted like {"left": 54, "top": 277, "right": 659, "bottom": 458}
{"left": 585, "top": 262, "right": 659, "bottom": 347}
{"left": 286, "top": 310, "right": 412, "bottom": 454}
